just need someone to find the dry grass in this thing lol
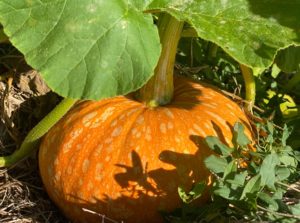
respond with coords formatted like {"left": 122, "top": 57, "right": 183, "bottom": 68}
{"left": 0, "top": 53, "right": 68, "bottom": 222}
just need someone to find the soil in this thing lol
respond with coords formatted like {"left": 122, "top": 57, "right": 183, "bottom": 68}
{"left": 0, "top": 44, "right": 68, "bottom": 222}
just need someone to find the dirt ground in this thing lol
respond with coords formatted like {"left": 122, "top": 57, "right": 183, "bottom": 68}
{"left": 0, "top": 45, "right": 69, "bottom": 222}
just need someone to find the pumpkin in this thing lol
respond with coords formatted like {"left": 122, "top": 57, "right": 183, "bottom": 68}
{"left": 39, "top": 76, "right": 253, "bottom": 223}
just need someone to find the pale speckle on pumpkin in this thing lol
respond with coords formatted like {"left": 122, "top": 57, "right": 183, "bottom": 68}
{"left": 119, "top": 113, "right": 126, "bottom": 120}
{"left": 55, "top": 171, "right": 61, "bottom": 181}
{"left": 204, "top": 122, "right": 211, "bottom": 130}
{"left": 167, "top": 122, "right": 174, "bottom": 129}
{"left": 79, "top": 179, "right": 83, "bottom": 186}
{"left": 183, "top": 149, "right": 190, "bottom": 154}
{"left": 135, "top": 131, "right": 142, "bottom": 138}
{"left": 90, "top": 118, "right": 102, "bottom": 128}
{"left": 188, "top": 128, "right": 197, "bottom": 135}
{"left": 70, "top": 128, "right": 83, "bottom": 139}
{"left": 226, "top": 103, "right": 235, "bottom": 110}
{"left": 95, "top": 144, "right": 103, "bottom": 155}
{"left": 136, "top": 115, "right": 144, "bottom": 124}
{"left": 164, "top": 108, "right": 175, "bottom": 119}
{"left": 193, "top": 123, "right": 206, "bottom": 136}
{"left": 104, "top": 138, "right": 113, "bottom": 144}
{"left": 89, "top": 197, "right": 97, "bottom": 204}
{"left": 202, "top": 95, "right": 212, "bottom": 99}
{"left": 145, "top": 127, "right": 152, "bottom": 141}
{"left": 100, "top": 107, "right": 115, "bottom": 122}
{"left": 175, "top": 137, "right": 180, "bottom": 143}
{"left": 87, "top": 181, "right": 94, "bottom": 191}
{"left": 82, "top": 159, "right": 90, "bottom": 173}
{"left": 63, "top": 142, "right": 73, "bottom": 153}
{"left": 230, "top": 111, "right": 236, "bottom": 117}
{"left": 127, "top": 108, "right": 139, "bottom": 117}
{"left": 202, "top": 102, "right": 217, "bottom": 109}
{"left": 54, "top": 158, "right": 59, "bottom": 166}
{"left": 106, "top": 145, "right": 113, "bottom": 153}
{"left": 135, "top": 146, "right": 140, "bottom": 152}
{"left": 112, "top": 126, "right": 122, "bottom": 137}
{"left": 95, "top": 163, "right": 103, "bottom": 173}
{"left": 160, "top": 123, "right": 167, "bottom": 133}
{"left": 131, "top": 128, "right": 138, "bottom": 135}
{"left": 105, "top": 156, "right": 111, "bottom": 162}
{"left": 82, "top": 111, "right": 98, "bottom": 127}
{"left": 95, "top": 172, "right": 103, "bottom": 181}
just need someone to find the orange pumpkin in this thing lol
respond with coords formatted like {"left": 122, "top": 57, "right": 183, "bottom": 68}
{"left": 39, "top": 76, "right": 253, "bottom": 223}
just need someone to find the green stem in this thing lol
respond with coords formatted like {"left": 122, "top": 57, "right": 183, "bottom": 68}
{"left": 285, "top": 70, "right": 300, "bottom": 91}
{"left": 240, "top": 64, "right": 256, "bottom": 111}
{"left": 0, "top": 98, "right": 77, "bottom": 167}
{"left": 137, "top": 14, "right": 184, "bottom": 107}
{"left": 207, "top": 42, "right": 218, "bottom": 61}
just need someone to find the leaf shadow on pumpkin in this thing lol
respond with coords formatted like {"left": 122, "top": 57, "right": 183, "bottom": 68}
{"left": 62, "top": 133, "right": 218, "bottom": 222}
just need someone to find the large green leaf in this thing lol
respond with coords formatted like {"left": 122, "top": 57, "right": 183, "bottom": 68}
{"left": 275, "top": 45, "right": 300, "bottom": 72}
{"left": 0, "top": 0, "right": 161, "bottom": 99}
{"left": 148, "top": 0, "right": 300, "bottom": 70}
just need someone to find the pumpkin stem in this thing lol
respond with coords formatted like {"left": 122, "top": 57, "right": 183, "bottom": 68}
{"left": 240, "top": 64, "right": 256, "bottom": 112}
{"left": 0, "top": 98, "right": 77, "bottom": 167}
{"left": 137, "top": 14, "right": 184, "bottom": 107}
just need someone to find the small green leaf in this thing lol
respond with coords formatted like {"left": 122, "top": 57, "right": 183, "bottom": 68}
{"left": 260, "top": 153, "right": 280, "bottom": 189}
{"left": 178, "top": 181, "right": 206, "bottom": 203}
{"left": 232, "top": 122, "right": 251, "bottom": 148}
{"left": 258, "top": 192, "right": 279, "bottom": 211}
{"left": 223, "top": 160, "right": 237, "bottom": 179}
{"left": 275, "top": 167, "right": 290, "bottom": 181}
{"left": 226, "top": 171, "right": 248, "bottom": 187}
{"left": 290, "top": 203, "right": 300, "bottom": 216}
{"left": 240, "top": 175, "right": 261, "bottom": 200}
{"left": 204, "top": 155, "right": 228, "bottom": 174}
{"left": 205, "top": 136, "right": 233, "bottom": 157}
{"left": 279, "top": 155, "right": 298, "bottom": 168}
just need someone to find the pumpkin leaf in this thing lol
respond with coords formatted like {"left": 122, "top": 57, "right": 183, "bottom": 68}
{"left": 0, "top": 0, "right": 161, "bottom": 100}
{"left": 148, "top": 0, "right": 300, "bottom": 70}
{"left": 275, "top": 45, "right": 300, "bottom": 72}
{"left": 205, "top": 136, "right": 233, "bottom": 157}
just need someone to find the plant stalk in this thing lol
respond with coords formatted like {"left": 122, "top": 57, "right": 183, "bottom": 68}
{"left": 240, "top": 64, "right": 256, "bottom": 112}
{"left": 138, "top": 14, "right": 184, "bottom": 107}
{"left": 0, "top": 98, "right": 77, "bottom": 167}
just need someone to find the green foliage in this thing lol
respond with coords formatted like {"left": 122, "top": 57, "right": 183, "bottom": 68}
{"left": 1, "top": 1, "right": 300, "bottom": 99}
{"left": 0, "top": 0, "right": 161, "bottom": 100}
{"left": 173, "top": 122, "right": 300, "bottom": 222}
